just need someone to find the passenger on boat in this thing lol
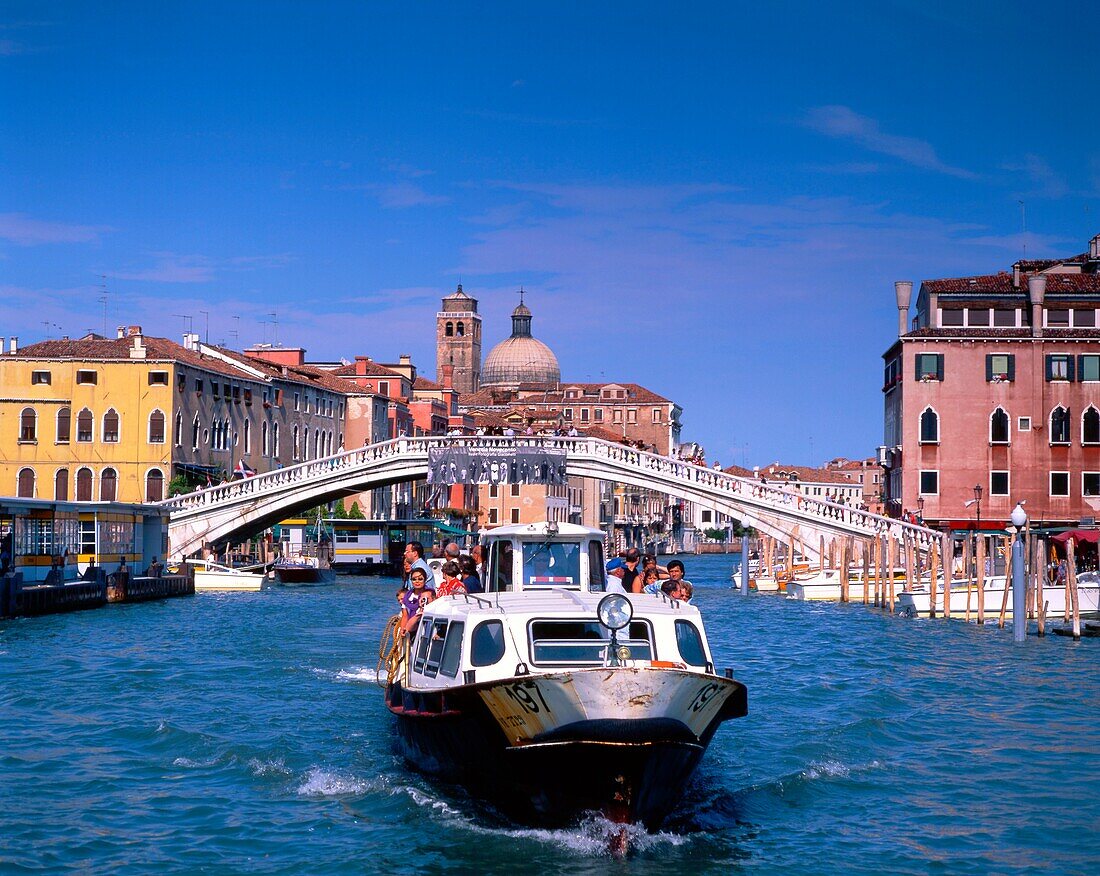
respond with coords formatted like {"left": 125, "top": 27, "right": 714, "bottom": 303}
{"left": 643, "top": 553, "right": 669, "bottom": 579}
{"left": 399, "top": 569, "right": 435, "bottom": 635}
{"left": 664, "top": 560, "right": 693, "bottom": 601}
{"left": 641, "top": 567, "right": 662, "bottom": 595}
{"left": 436, "top": 561, "right": 468, "bottom": 598}
{"left": 459, "top": 555, "right": 482, "bottom": 593}
{"left": 404, "top": 542, "right": 433, "bottom": 589}
{"left": 621, "top": 547, "right": 642, "bottom": 592}
{"left": 605, "top": 558, "right": 628, "bottom": 594}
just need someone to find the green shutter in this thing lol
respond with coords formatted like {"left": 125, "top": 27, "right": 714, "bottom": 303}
{"left": 936, "top": 355, "right": 944, "bottom": 381}
{"left": 1045, "top": 355, "right": 1053, "bottom": 381}
{"left": 1067, "top": 357, "right": 1076, "bottom": 382}
{"left": 985, "top": 355, "right": 993, "bottom": 382}
{"left": 1007, "top": 355, "right": 1016, "bottom": 382}
{"left": 1078, "top": 355, "right": 1086, "bottom": 382}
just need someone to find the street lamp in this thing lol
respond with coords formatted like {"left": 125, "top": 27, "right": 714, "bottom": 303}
{"left": 973, "top": 484, "right": 982, "bottom": 532}
{"left": 917, "top": 496, "right": 925, "bottom": 523}
{"left": 1011, "top": 502, "right": 1027, "bottom": 642}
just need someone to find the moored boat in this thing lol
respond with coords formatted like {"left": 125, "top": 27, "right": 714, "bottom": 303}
{"left": 188, "top": 559, "right": 267, "bottom": 591}
{"left": 271, "top": 553, "right": 337, "bottom": 586}
{"left": 380, "top": 522, "right": 747, "bottom": 832}
{"left": 896, "top": 574, "right": 1100, "bottom": 618}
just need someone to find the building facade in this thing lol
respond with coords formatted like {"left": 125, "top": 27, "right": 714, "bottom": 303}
{"left": 881, "top": 235, "right": 1100, "bottom": 529}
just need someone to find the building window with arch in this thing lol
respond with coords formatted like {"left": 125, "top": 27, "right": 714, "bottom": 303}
{"left": 1050, "top": 406, "right": 1071, "bottom": 445}
{"left": 262, "top": 421, "right": 270, "bottom": 456}
{"left": 174, "top": 411, "right": 183, "bottom": 446}
{"left": 1083, "top": 406, "right": 1100, "bottom": 445}
{"left": 303, "top": 426, "right": 309, "bottom": 459}
{"left": 445, "top": 321, "right": 454, "bottom": 337}
{"left": 990, "top": 408, "right": 1010, "bottom": 445}
{"left": 101, "top": 468, "right": 118, "bottom": 502}
{"left": 192, "top": 415, "right": 200, "bottom": 450}
{"left": 17, "top": 467, "right": 35, "bottom": 498}
{"left": 54, "top": 468, "right": 69, "bottom": 501}
{"left": 456, "top": 321, "right": 465, "bottom": 336}
{"left": 19, "top": 407, "right": 37, "bottom": 442}
{"left": 149, "top": 410, "right": 166, "bottom": 444}
{"left": 146, "top": 468, "right": 164, "bottom": 502}
{"left": 273, "top": 422, "right": 280, "bottom": 457}
{"left": 76, "top": 467, "right": 93, "bottom": 501}
{"left": 293, "top": 424, "right": 300, "bottom": 460}
{"left": 103, "top": 409, "right": 120, "bottom": 443}
{"left": 77, "top": 408, "right": 94, "bottom": 442}
{"left": 244, "top": 420, "right": 251, "bottom": 453}
{"left": 57, "top": 407, "right": 71, "bottom": 443}
{"left": 919, "top": 408, "right": 939, "bottom": 444}
{"left": 315, "top": 430, "right": 322, "bottom": 458}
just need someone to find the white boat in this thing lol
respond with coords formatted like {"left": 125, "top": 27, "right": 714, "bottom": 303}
{"left": 381, "top": 521, "right": 748, "bottom": 835}
{"left": 187, "top": 559, "right": 267, "bottom": 591}
{"left": 786, "top": 568, "right": 908, "bottom": 601}
{"left": 896, "top": 574, "right": 1100, "bottom": 618}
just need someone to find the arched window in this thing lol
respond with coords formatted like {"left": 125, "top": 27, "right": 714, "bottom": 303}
{"left": 990, "top": 407, "right": 1010, "bottom": 444}
{"left": 54, "top": 468, "right": 68, "bottom": 501}
{"left": 192, "top": 415, "right": 200, "bottom": 450}
{"left": 76, "top": 467, "right": 93, "bottom": 501}
{"left": 315, "top": 430, "right": 322, "bottom": 458}
{"left": 103, "top": 409, "right": 120, "bottom": 443}
{"left": 17, "top": 467, "right": 35, "bottom": 498}
{"left": 445, "top": 321, "right": 454, "bottom": 337}
{"left": 19, "top": 407, "right": 37, "bottom": 441}
{"left": 57, "top": 407, "right": 71, "bottom": 443}
{"left": 273, "top": 422, "right": 280, "bottom": 457}
{"left": 293, "top": 424, "right": 300, "bottom": 460}
{"left": 456, "top": 321, "right": 465, "bottom": 337}
{"left": 174, "top": 411, "right": 183, "bottom": 446}
{"left": 77, "top": 408, "right": 94, "bottom": 442}
{"left": 1050, "top": 406, "right": 1071, "bottom": 444}
{"left": 1083, "top": 406, "right": 1100, "bottom": 445}
{"left": 101, "top": 468, "right": 117, "bottom": 502}
{"left": 303, "top": 426, "right": 309, "bottom": 459}
{"left": 224, "top": 418, "right": 232, "bottom": 450}
{"left": 149, "top": 410, "right": 166, "bottom": 444}
{"left": 244, "top": 420, "right": 251, "bottom": 454}
{"left": 145, "top": 468, "right": 164, "bottom": 502}
{"left": 262, "top": 421, "right": 269, "bottom": 456}
{"left": 919, "top": 408, "right": 939, "bottom": 443}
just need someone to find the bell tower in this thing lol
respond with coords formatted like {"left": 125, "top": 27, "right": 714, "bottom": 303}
{"left": 436, "top": 284, "right": 481, "bottom": 394}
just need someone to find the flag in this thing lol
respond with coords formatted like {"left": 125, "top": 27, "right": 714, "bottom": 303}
{"left": 235, "top": 459, "right": 257, "bottom": 478}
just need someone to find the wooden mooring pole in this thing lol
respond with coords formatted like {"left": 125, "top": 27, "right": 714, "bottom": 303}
{"left": 963, "top": 536, "right": 974, "bottom": 623}
{"left": 999, "top": 535, "right": 1012, "bottom": 629}
{"left": 861, "top": 539, "right": 870, "bottom": 605}
{"left": 887, "top": 534, "right": 896, "bottom": 614}
{"left": 942, "top": 533, "right": 953, "bottom": 620}
{"left": 1067, "top": 537, "right": 1081, "bottom": 641}
{"left": 976, "top": 535, "right": 986, "bottom": 625}
{"left": 928, "top": 538, "right": 939, "bottom": 619}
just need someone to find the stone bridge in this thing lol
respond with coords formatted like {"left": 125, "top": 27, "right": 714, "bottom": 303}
{"left": 160, "top": 436, "right": 938, "bottom": 559}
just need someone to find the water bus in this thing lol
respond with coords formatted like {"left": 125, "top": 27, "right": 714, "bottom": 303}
{"left": 380, "top": 521, "right": 747, "bottom": 837}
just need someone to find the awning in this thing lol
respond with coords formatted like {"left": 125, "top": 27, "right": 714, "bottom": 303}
{"left": 174, "top": 462, "right": 220, "bottom": 476}
{"left": 1052, "top": 530, "right": 1100, "bottom": 545}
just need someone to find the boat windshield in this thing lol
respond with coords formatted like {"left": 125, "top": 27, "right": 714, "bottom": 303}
{"left": 521, "top": 540, "right": 580, "bottom": 588}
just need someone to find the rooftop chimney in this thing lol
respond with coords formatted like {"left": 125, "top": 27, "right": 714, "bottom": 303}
{"left": 894, "top": 281, "right": 913, "bottom": 337}
{"left": 183, "top": 331, "right": 200, "bottom": 351}
{"left": 441, "top": 363, "right": 454, "bottom": 390}
{"left": 127, "top": 325, "right": 143, "bottom": 338}
{"left": 1090, "top": 233, "right": 1099, "bottom": 261}
{"left": 9, "top": 336, "right": 18, "bottom": 354}
{"left": 117, "top": 326, "right": 126, "bottom": 339}
{"left": 1028, "top": 275, "right": 1047, "bottom": 337}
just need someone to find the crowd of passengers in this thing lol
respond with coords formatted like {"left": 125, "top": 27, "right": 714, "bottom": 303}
{"left": 397, "top": 541, "right": 693, "bottom": 638}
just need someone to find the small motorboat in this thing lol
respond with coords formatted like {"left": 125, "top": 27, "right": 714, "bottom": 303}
{"left": 896, "top": 575, "right": 1100, "bottom": 618}
{"left": 187, "top": 559, "right": 267, "bottom": 592}
{"left": 271, "top": 553, "right": 336, "bottom": 586}
{"left": 380, "top": 521, "right": 748, "bottom": 836}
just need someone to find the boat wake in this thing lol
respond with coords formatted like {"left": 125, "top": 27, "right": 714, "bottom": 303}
{"left": 310, "top": 665, "right": 383, "bottom": 684}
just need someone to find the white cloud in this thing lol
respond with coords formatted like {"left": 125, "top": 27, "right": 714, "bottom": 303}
{"left": 0, "top": 212, "right": 110, "bottom": 245}
{"left": 804, "top": 105, "right": 977, "bottom": 179}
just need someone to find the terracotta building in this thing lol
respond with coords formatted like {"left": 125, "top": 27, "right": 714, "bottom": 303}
{"left": 881, "top": 235, "right": 1100, "bottom": 530}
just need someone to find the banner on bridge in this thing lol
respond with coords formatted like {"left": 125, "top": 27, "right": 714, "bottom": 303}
{"left": 427, "top": 446, "right": 567, "bottom": 486}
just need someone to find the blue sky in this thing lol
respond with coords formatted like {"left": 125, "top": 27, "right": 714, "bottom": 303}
{"left": 3, "top": 2, "right": 1098, "bottom": 468}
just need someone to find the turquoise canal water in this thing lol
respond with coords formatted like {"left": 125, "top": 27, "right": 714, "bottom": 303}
{"left": 2, "top": 554, "right": 1098, "bottom": 874}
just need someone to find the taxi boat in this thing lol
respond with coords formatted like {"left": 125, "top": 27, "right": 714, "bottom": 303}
{"left": 381, "top": 522, "right": 747, "bottom": 831}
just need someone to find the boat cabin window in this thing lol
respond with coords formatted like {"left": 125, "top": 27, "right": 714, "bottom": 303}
{"left": 415, "top": 618, "right": 451, "bottom": 678}
{"left": 588, "top": 540, "right": 606, "bottom": 591}
{"left": 487, "top": 541, "right": 514, "bottom": 592}
{"left": 674, "top": 620, "right": 707, "bottom": 667}
{"left": 471, "top": 620, "right": 506, "bottom": 667}
{"left": 438, "top": 621, "right": 465, "bottom": 678}
{"left": 521, "top": 541, "right": 580, "bottom": 588}
{"left": 528, "top": 620, "right": 653, "bottom": 666}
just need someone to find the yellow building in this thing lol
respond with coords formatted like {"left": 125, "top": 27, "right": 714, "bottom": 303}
{"left": 0, "top": 327, "right": 353, "bottom": 504}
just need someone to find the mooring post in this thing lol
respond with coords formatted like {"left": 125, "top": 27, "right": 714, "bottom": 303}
{"left": 740, "top": 533, "right": 750, "bottom": 595}
{"left": 1011, "top": 504, "right": 1027, "bottom": 643}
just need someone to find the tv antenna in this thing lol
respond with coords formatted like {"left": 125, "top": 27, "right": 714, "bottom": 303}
{"left": 97, "top": 276, "right": 109, "bottom": 336}
{"left": 199, "top": 310, "right": 210, "bottom": 344}
{"left": 172, "top": 314, "right": 194, "bottom": 335}
{"left": 1018, "top": 200, "right": 1027, "bottom": 259}
{"left": 269, "top": 310, "right": 279, "bottom": 345}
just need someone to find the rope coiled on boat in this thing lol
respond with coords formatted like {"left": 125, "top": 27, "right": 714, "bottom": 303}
{"left": 377, "top": 614, "right": 405, "bottom": 688}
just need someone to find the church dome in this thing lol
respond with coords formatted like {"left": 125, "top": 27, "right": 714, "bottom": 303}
{"left": 481, "top": 296, "right": 560, "bottom": 387}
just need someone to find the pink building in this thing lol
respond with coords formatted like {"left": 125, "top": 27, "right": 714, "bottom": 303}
{"left": 881, "top": 235, "right": 1100, "bottom": 531}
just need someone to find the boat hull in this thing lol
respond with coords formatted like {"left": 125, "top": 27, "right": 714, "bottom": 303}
{"left": 192, "top": 569, "right": 265, "bottom": 591}
{"left": 897, "top": 579, "right": 1100, "bottom": 618}
{"left": 272, "top": 565, "right": 336, "bottom": 585}
{"left": 387, "top": 667, "right": 746, "bottom": 829}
